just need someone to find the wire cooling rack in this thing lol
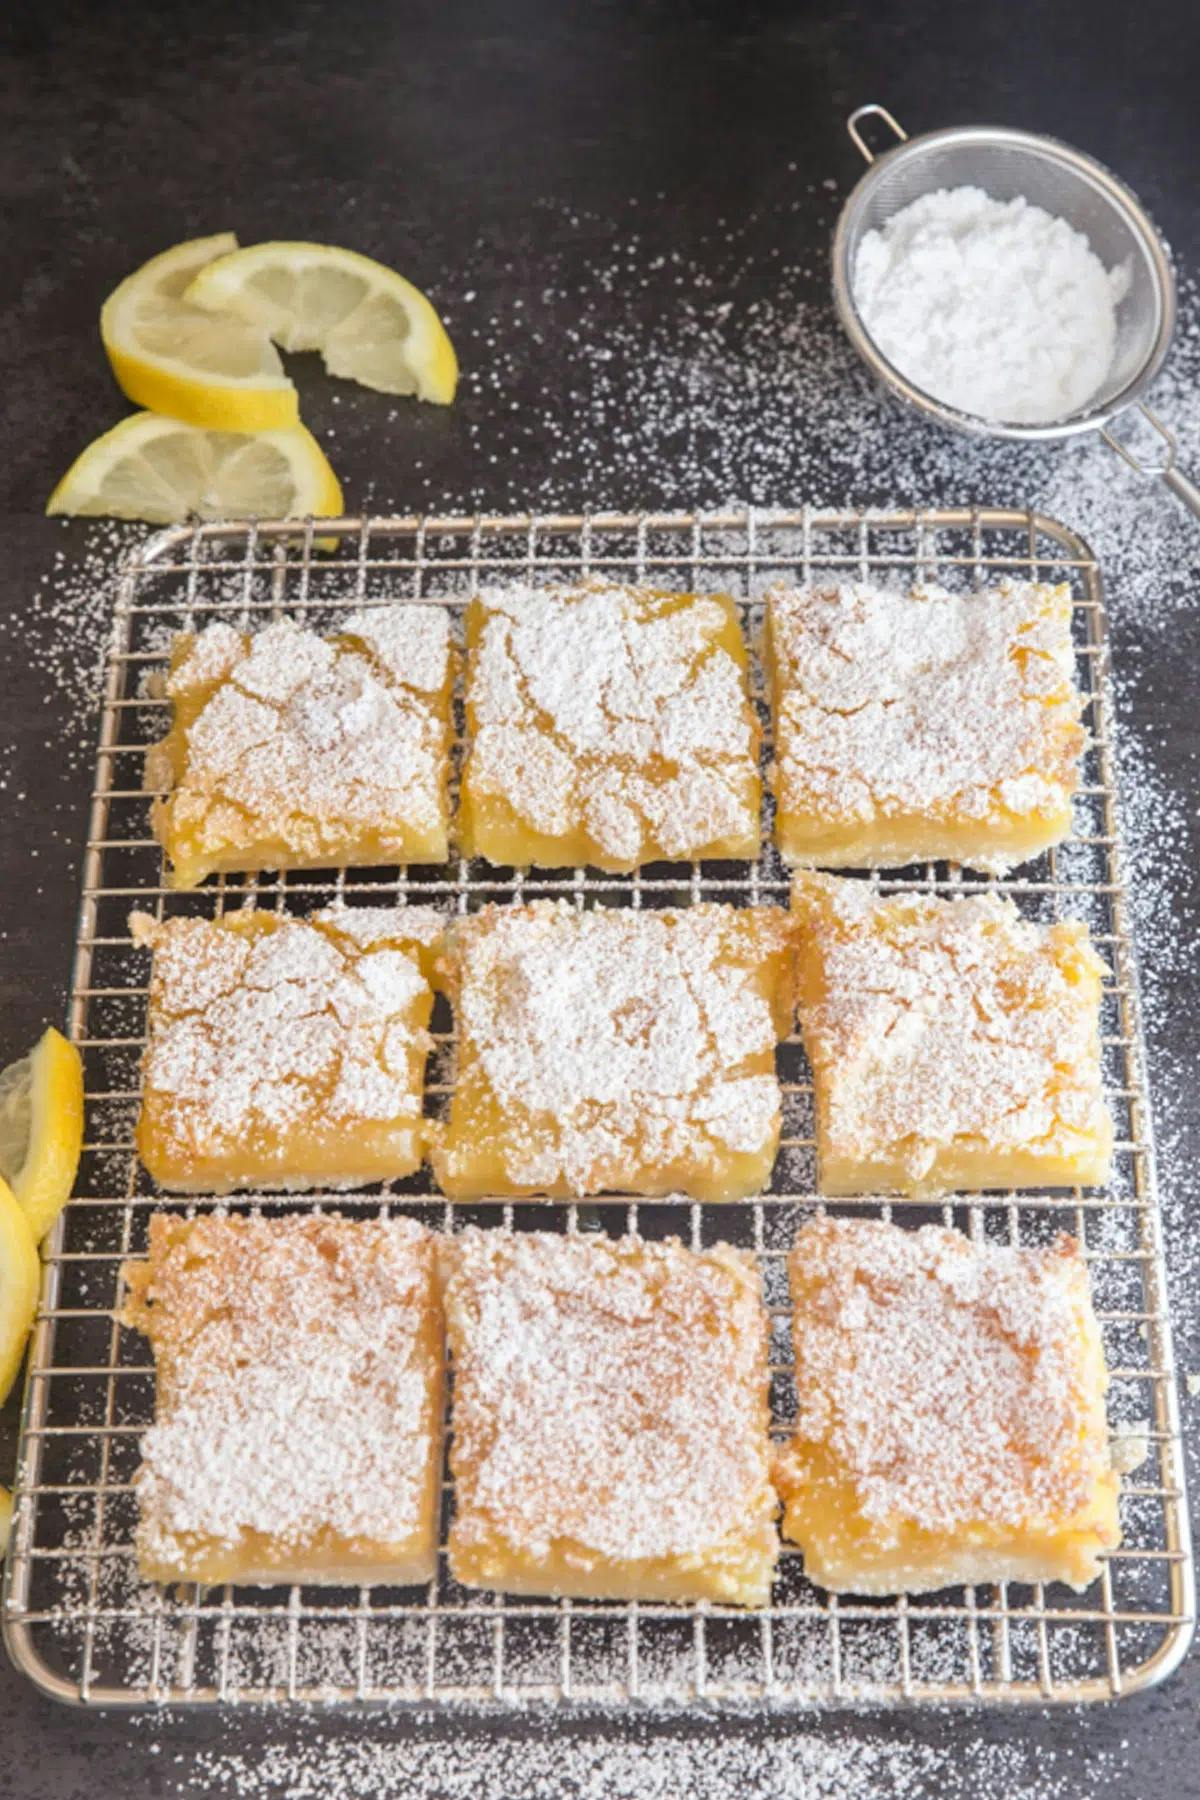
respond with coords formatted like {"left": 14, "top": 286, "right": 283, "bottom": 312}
{"left": 2, "top": 508, "right": 1193, "bottom": 1710}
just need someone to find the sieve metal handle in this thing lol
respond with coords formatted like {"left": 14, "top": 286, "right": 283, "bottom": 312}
{"left": 847, "top": 105, "right": 908, "bottom": 164}
{"left": 1102, "top": 405, "right": 1200, "bottom": 524}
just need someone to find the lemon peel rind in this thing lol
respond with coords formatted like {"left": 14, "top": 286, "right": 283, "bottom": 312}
{"left": 10, "top": 1029, "right": 85, "bottom": 1245}
{"left": 102, "top": 345, "right": 301, "bottom": 432}
{"left": 0, "top": 1177, "right": 38, "bottom": 1409}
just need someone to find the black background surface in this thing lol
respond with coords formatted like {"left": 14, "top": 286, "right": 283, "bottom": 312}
{"left": 2, "top": 3, "right": 1199, "bottom": 1794}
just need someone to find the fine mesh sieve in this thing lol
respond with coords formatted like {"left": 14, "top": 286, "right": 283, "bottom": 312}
{"left": 832, "top": 106, "right": 1200, "bottom": 521}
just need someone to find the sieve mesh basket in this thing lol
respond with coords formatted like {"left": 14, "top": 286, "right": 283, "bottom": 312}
{"left": 832, "top": 108, "right": 1200, "bottom": 519}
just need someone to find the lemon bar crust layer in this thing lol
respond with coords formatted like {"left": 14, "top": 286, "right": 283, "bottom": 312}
{"left": 123, "top": 1212, "right": 445, "bottom": 1587}
{"left": 134, "top": 904, "right": 445, "bottom": 1193}
{"left": 150, "top": 608, "right": 454, "bottom": 888}
{"left": 767, "top": 581, "right": 1085, "bottom": 873}
{"left": 459, "top": 580, "right": 761, "bottom": 871}
{"left": 793, "top": 872, "right": 1112, "bottom": 1196}
{"left": 441, "top": 1227, "right": 779, "bottom": 1605}
{"left": 431, "top": 899, "right": 794, "bottom": 1201}
{"left": 774, "top": 1216, "right": 1121, "bottom": 1595}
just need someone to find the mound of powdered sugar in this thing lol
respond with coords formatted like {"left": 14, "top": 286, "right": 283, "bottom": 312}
{"left": 853, "top": 186, "right": 1130, "bottom": 425}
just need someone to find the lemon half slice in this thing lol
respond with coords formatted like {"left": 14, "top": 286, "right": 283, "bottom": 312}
{"left": 0, "top": 1028, "right": 84, "bottom": 1245}
{"left": 0, "top": 1176, "right": 38, "bottom": 1407}
{"left": 47, "top": 412, "right": 343, "bottom": 524}
{"left": 101, "top": 234, "right": 300, "bottom": 431}
{"left": 185, "top": 241, "right": 458, "bottom": 404}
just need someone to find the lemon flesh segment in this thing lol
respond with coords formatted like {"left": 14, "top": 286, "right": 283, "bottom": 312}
{"left": 0, "top": 1028, "right": 84, "bottom": 1245}
{"left": 185, "top": 241, "right": 458, "bottom": 405}
{"left": 101, "top": 233, "right": 300, "bottom": 430}
{"left": 0, "top": 1176, "right": 38, "bottom": 1408}
{"left": 47, "top": 412, "right": 343, "bottom": 525}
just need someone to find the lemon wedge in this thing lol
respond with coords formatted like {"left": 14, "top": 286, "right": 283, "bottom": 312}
{"left": 46, "top": 412, "right": 343, "bottom": 525}
{"left": 101, "top": 234, "right": 300, "bottom": 431}
{"left": 185, "top": 241, "right": 458, "bottom": 404}
{"left": 0, "top": 1176, "right": 38, "bottom": 1408}
{"left": 0, "top": 1028, "right": 84, "bottom": 1245}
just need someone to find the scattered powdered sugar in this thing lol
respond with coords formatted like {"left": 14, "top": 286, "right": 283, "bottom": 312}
{"left": 784, "top": 1218, "right": 1110, "bottom": 1535}
{"left": 1, "top": 524, "right": 139, "bottom": 773}
{"left": 439, "top": 198, "right": 1200, "bottom": 625}
{"left": 125, "top": 1213, "right": 440, "bottom": 1573}
{"left": 852, "top": 186, "right": 1130, "bottom": 426}
{"left": 442, "top": 1228, "right": 775, "bottom": 1576}
{"left": 160, "top": 1718, "right": 1126, "bottom": 1798}
{"left": 1112, "top": 729, "right": 1200, "bottom": 1325}
{"left": 466, "top": 582, "right": 758, "bottom": 863}
{"left": 768, "top": 579, "right": 1083, "bottom": 866}
{"left": 438, "top": 901, "right": 789, "bottom": 1194}
{"left": 795, "top": 875, "right": 1110, "bottom": 1184}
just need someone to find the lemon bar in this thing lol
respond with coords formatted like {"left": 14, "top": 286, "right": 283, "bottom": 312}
{"left": 431, "top": 900, "right": 794, "bottom": 1201}
{"left": 149, "top": 607, "right": 453, "bottom": 888}
{"left": 459, "top": 580, "right": 761, "bottom": 870}
{"left": 766, "top": 581, "right": 1085, "bottom": 872}
{"left": 792, "top": 872, "right": 1112, "bottom": 1196}
{"left": 134, "top": 904, "right": 445, "bottom": 1192}
{"left": 441, "top": 1227, "right": 778, "bottom": 1605}
{"left": 775, "top": 1216, "right": 1121, "bottom": 1594}
{"left": 123, "top": 1212, "right": 444, "bottom": 1587}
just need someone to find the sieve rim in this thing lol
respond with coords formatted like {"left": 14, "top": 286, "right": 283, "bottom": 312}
{"left": 831, "top": 123, "right": 1177, "bottom": 442}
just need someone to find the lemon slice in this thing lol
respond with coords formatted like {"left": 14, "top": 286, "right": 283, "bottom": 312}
{"left": 185, "top": 241, "right": 458, "bottom": 404}
{"left": 101, "top": 234, "right": 300, "bottom": 431}
{"left": 46, "top": 412, "right": 343, "bottom": 524}
{"left": 0, "top": 1028, "right": 84, "bottom": 1245}
{"left": 0, "top": 1176, "right": 38, "bottom": 1408}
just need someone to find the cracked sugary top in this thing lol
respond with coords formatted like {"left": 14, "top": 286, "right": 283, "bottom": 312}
{"left": 786, "top": 1217, "right": 1112, "bottom": 1532}
{"left": 441, "top": 899, "right": 791, "bottom": 1192}
{"left": 464, "top": 580, "right": 759, "bottom": 861}
{"left": 442, "top": 1227, "right": 775, "bottom": 1562}
{"left": 134, "top": 904, "right": 444, "bottom": 1138}
{"left": 768, "top": 579, "right": 1084, "bottom": 827}
{"left": 793, "top": 873, "right": 1109, "bottom": 1181}
{"left": 125, "top": 1212, "right": 440, "bottom": 1557}
{"left": 161, "top": 607, "right": 452, "bottom": 842}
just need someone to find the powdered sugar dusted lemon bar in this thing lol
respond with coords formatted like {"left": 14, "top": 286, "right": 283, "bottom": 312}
{"left": 792, "top": 872, "right": 1112, "bottom": 1197}
{"left": 431, "top": 900, "right": 795, "bottom": 1202}
{"left": 149, "top": 607, "right": 454, "bottom": 889}
{"left": 774, "top": 1216, "right": 1121, "bottom": 1595}
{"left": 133, "top": 904, "right": 445, "bottom": 1192}
{"left": 124, "top": 1212, "right": 444, "bottom": 1587}
{"left": 766, "top": 580, "right": 1085, "bottom": 873}
{"left": 459, "top": 579, "right": 761, "bottom": 871}
{"left": 441, "top": 1227, "right": 778, "bottom": 1605}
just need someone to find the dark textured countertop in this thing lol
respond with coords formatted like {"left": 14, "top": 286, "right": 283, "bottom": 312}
{"left": 2, "top": 2, "right": 1200, "bottom": 1794}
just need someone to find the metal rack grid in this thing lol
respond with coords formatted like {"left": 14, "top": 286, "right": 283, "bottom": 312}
{"left": 2, "top": 507, "right": 1193, "bottom": 1710}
